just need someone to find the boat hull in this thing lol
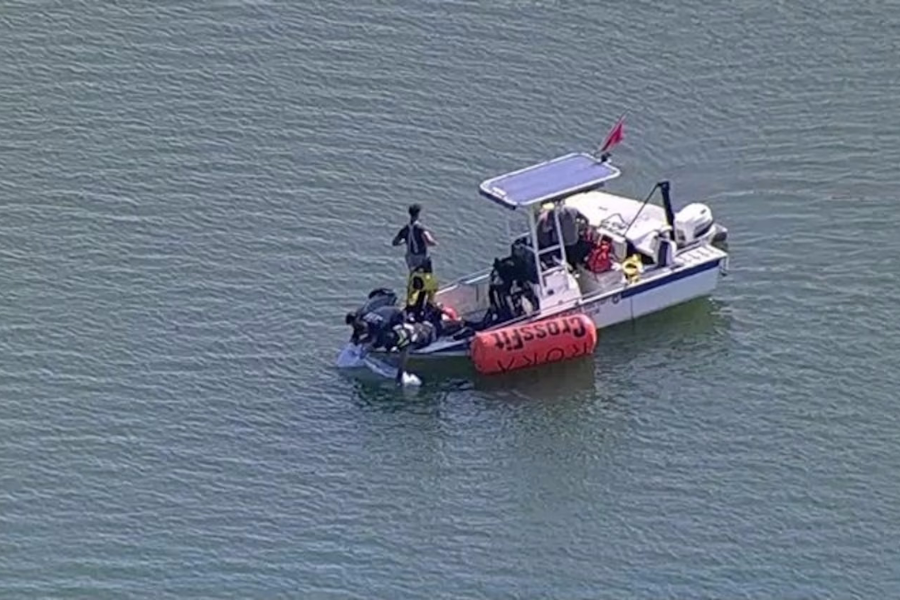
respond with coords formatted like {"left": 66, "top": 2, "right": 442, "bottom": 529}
{"left": 588, "top": 252, "right": 724, "bottom": 329}
{"left": 398, "top": 250, "right": 727, "bottom": 361}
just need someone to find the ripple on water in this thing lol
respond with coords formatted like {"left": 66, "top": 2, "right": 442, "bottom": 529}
{"left": 3, "top": 0, "right": 900, "bottom": 597}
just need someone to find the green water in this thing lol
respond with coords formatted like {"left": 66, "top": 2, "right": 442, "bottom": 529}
{"left": 2, "top": 1, "right": 900, "bottom": 597}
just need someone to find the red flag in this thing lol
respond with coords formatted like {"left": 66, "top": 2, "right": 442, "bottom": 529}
{"left": 600, "top": 116, "right": 625, "bottom": 154}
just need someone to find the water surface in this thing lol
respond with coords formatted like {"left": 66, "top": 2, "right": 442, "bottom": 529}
{"left": 2, "top": 1, "right": 900, "bottom": 597}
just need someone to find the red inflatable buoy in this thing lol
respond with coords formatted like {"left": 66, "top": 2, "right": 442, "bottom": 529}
{"left": 470, "top": 313, "right": 598, "bottom": 375}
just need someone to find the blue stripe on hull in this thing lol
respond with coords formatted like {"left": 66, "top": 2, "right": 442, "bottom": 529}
{"left": 621, "top": 258, "right": 721, "bottom": 299}
{"left": 411, "top": 256, "right": 723, "bottom": 358}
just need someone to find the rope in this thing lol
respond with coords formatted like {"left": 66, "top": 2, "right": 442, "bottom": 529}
{"left": 622, "top": 183, "right": 661, "bottom": 237}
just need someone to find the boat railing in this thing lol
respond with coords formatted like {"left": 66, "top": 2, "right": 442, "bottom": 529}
{"left": 442, "top": 267, "right": 493, "bottom": 288}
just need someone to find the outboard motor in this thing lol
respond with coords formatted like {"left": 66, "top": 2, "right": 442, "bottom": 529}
{"left": 674, "top": 203, "right": 715, "bottom": 247}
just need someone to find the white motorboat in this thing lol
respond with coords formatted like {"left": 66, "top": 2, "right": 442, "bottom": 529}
{"left": 341, "top": 127, "right": 729, "bottom": 374}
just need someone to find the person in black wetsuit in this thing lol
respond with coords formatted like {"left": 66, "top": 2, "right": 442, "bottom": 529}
{"left": 392, "top": 203, "right": 437, "bottom": 273}
{"left": 346, "top": 305, "right": 437, "bottom": 384}
{"left": 346, "top": 304, "right": 405, "bottom": 346}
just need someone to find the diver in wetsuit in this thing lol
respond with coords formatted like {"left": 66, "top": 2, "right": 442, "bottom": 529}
{"left": 346, "top": 307, "right": 436, "bottom": 384}
{"left": 346, "top": 304, "right": 405, "bottom": 345}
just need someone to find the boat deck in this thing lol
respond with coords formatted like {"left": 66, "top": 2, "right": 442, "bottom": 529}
{"left": 676, "top": 243, "right": 728, "bottom": 272}
{"left": 405, "top": 241, "right": 728, "bottom": 359}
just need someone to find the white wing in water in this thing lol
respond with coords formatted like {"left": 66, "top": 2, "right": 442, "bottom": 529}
{"left": 336, "top": 343, "right": 367, "bottom": 368}
{"left": 400, "top": 372, "right": 422, "bottom": 386}
{"left": 335, "top": 343, "right": 421, "bottom": 387}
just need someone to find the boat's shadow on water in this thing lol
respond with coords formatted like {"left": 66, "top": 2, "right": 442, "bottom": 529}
{"left": 471, "top": 356, "right": 597, "bottom": 402}
{"left": 344, "top": 296, "right": 732, "bottom": 406}
{"left": 598, "top": 296, "right": 732, "bottom": 354}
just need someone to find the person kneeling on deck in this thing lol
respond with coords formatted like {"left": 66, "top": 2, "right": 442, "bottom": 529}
{"left": 404, "top": 267, "right": 468, "bottom": 338}
{"left": 392, "top": 203, "right": 436, "bottom": 273}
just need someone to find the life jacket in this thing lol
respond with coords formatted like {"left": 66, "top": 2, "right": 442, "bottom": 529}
{"left": 585, "top": 237, "right": 613, "bottom": 273}
{"left": 406, "top": 268, "right": 438, "bottom": 312}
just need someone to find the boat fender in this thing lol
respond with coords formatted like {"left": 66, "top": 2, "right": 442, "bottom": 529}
{"left": 470, "top": 313, "right": 598, "bottom": 375}
{"left": 440, "top": 305, "right": 459, "bottom": 321}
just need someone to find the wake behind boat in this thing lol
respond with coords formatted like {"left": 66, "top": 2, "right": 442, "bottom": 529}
{"left": 338, "top": 119, "right": 729, "bottom": 379}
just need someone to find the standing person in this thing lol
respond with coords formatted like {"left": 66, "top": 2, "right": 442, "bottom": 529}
{"left": 536, "top": 203, "right": 586, "bottom": 269}
{"left": 392, "top": 203, "right": 436, "bottom": 273}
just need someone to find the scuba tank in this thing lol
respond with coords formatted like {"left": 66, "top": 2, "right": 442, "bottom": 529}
{"left": 347, "top": 288, "right": 399, "bottom": 330}
{"left": 359, "top": 288, "right": 399, "bottom": 315}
